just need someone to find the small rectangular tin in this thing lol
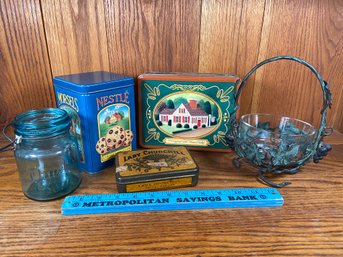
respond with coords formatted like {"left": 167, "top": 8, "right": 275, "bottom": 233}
{"left": 138, "top": 72, "right": 239, "bottom": 152}
{"left": 53, "top": 71, "right": 137, "bottom": 173}
{"left": 115, "top": 146, "right": 199, "bottom": 193}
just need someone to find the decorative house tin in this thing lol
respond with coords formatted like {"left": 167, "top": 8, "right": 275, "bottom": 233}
{"left": 115, "top": 146, "right": 199, "bottom": 193}
{"left": 53, "top": 71, "right": 137, "bottom": 173}
{"left": 138, "top": 73, "right": 239, "bottom": 151}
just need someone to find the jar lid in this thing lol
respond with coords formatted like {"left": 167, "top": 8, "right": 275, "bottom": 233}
{"left": 12, "top": 108, "right": 71, "bottom": 138}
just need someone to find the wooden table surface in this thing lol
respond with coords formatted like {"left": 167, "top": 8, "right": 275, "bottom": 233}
{"left": 1, "top": 133, "right": 343, "bottom": 257}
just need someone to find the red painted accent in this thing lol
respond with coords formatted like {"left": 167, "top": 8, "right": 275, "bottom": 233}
{"left": 197, "top": 119, "right": 201, "bottom": 127}
{"left": 189, "top": 100, "right": 197, "bottom": 109}
{"left": 166, "top": 115, "right": 168, "bottom": 121}
{"left": 182, "top": 116, "right": 184, "bottom": 123}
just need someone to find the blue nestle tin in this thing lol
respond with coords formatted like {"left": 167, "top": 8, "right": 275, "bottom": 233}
{"left": 53, "top": 71, "right": 137, "bottom": 173}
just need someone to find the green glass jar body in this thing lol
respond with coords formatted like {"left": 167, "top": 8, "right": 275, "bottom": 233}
{"left": 12, "top": 108, "right": 82, "bottom": 201}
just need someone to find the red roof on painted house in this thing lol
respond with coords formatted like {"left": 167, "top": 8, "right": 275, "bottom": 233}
{"left": 159, "top": 108, "right": 175, "bottom": 115}
{"left": 183, "top": 103, "right": 208, "bottom": 116}
{"left": 159, "top": 103, "right": 208, "bottom": 117}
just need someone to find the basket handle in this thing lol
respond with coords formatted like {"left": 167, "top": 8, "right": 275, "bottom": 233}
{"left": 232, "top": 55, "right": 332, "bottom": 150}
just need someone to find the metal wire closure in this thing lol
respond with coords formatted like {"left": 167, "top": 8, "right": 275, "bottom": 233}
{"left": 1, "top": 108, "right": 71, "bottom": 152}
{"left": 1, "top": 124, "right": 15, "bottom": 152}
{"left": 1, "top": 121, "right": 60, "bottom": 153}
{"left": 226, "top": 56, "right": 333, "bottom": 188}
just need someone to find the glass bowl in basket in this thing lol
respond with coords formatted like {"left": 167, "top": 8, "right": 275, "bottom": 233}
{"left": 226, "top": 56, "right": 333, "bottom": 187}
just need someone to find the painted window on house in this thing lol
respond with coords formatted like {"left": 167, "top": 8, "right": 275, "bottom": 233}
{"left": 179, "top": 108, "right": 185, "bottom": 114}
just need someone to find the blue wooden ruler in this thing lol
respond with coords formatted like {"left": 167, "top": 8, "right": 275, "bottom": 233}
{"left": 61, "top": 188, "right": 283, "bottom": 216}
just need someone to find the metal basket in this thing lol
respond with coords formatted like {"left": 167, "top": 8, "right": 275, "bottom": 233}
{"left": 226, "top": 56, "right": 333, "bottom": 187}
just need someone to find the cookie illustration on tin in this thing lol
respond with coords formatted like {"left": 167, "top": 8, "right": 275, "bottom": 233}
{"left": 96, "top": 137, "right": 109, "bottom": 155}
{"left": 122, "top": 130, "right": 134, "bottom": 147}
{"left": 105, "top": 125, "right": 125, "bottom": 149}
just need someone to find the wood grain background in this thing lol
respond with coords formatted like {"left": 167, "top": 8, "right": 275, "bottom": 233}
{"left": 1, "top": 0, "right": 343, "bottom": 132}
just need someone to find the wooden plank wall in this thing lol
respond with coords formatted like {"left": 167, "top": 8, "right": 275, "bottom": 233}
{"left": 1, "top": 0, "right": 343, "bottom": 134}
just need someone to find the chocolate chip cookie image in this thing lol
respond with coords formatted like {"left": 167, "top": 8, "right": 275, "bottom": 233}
{"left": 122, "top": 130, "right": 134, "bottom": 147}
{"left": 95, "top": 137, "right": 109, "bottom": 155}
{"left": 105, "top": 125, "right": 125, "bottom": 149}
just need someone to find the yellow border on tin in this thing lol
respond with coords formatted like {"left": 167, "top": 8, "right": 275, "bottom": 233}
{"left": 97, "top": 103, "right": 131, "bottom": 162}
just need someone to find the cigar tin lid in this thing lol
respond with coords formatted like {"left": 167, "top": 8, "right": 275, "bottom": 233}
{"left": 115, "top": 147, "right": 199, "bottom": 191}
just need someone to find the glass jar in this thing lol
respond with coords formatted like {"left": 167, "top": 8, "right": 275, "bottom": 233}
{"left": 10, "top": 108, "right": 82, "bottom": 201}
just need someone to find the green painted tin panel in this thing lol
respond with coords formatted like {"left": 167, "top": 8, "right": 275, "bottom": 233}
{"left": 140, "top": 78, "right": 236, "bottom": 151}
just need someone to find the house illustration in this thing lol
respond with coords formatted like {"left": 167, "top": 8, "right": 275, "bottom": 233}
{"left": 159, "top": 100, "right": 210, "bottom": 127}
{"left": 105, "top": 112, "right": 122, "bottom": 124}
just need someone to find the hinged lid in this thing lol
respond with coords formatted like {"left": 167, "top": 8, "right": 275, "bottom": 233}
{"left": 53, "top": 71, "right": 133, "bottom": 93}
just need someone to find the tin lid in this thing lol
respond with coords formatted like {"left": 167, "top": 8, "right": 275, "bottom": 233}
{"left": 53, "top": 71, "right": 134, "bottom": 93}
{"left": 138, "top": 72, "right": 239, "bottom": 83}
{"left": 116, "top": 147, "right": 199, "bottom": 184}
